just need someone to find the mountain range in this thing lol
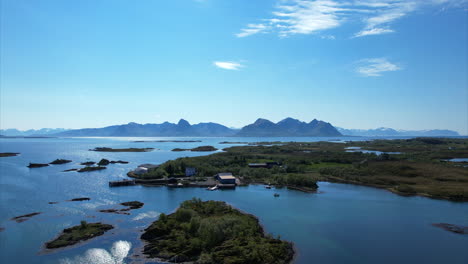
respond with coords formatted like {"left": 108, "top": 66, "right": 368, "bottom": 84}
{"left": 336, "top": 127, "right": 460, "bottom": 137}
{"left": 0, "top": 118, "right": 461, "bottom": 137}
{"left": 236, "top": 118, "right": 341, "bottom": 137}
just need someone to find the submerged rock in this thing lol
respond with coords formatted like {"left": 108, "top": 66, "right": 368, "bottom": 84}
{"left": 432, "top": 223, "right": 468, "bottom": 234}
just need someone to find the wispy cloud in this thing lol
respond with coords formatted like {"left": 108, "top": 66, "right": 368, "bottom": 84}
{"left": 356, "top": 58, "right": 401, "bottom": 77}
{"left": 213, "top": 61, "right": 244, "bottom": 70}
{"left": 237, "top": 0, "right": 467, "bottom": 38}
{"left": 236, "top": 24, "right": 269, "bottom": 37}
{"left": 354, "top": 27, "right": 394, "bottom": 37}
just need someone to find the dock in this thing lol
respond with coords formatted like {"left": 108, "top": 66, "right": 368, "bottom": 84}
{"left": 109, "top": 179, "right": 136, "bottom": 187}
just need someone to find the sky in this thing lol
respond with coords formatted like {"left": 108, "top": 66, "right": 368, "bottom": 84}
{"left": 1, "top": 0, "right": 467, "bottom": 134}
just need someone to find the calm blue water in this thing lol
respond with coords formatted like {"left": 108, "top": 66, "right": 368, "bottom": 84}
{"left": 0, "top": 137, "right": 467, "bottom": 264}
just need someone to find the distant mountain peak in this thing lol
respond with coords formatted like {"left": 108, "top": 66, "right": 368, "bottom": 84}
{"left": 177, "top": 119, "right": 191, "bottom": 127}
{"left": 236, "top": 117, "right": 341, "bottom": 137}
{"left": 278, "top": 117, "right": 301, "bottom": 124}
{"left": 253, "top": 118, "right": 274, "bottom": 125}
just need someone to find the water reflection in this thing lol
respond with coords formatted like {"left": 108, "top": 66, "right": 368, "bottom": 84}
{"left": 132, "top": 211, "right": 160, "bottom": 221}
{"left": 59, "top": 240, "right": 131, "bottom": 264}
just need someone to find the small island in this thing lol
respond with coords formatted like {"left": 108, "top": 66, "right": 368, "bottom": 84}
{"left": 0, "top": 152, "right": 19, "bottom": 157}
{"left": 77, "top": 166, "right": 106, "bottom": 173}
{"left": 27, "top": 163, "right": 49, "bottom": 168}
{"left": 134, "top": 140, "right": 202, "bottom": 143}
{"left": 80, "top": 161, "right": 96, "bottom": 166}
{"left": 99, "top": 201, "right": 144, "bottom": 215}
{"left": 45, "top": 221, "right": 114, "bottom": 249}
{"left": 68, "top": 197, "right": 91, "bottom": 202}
{"left": 11, "top": 212, "right": 42, "bottom": 223}
{"left": 432, "top": 223, "right": 468, "bottom": 234}
{"left": 171, "top": 146, "right": 218, "bottom": 152}
{"left": 49, "top": 159, "right": 72, "bottom": 165}
{"left": 140, "top": 198, "right": 294, "bottom": 263}
{"left": 120, "top": 201, "right": 144, "bottom": 209}
{"left": 97, "top": 159, "right": 129, "bottom": 166}
{"left": 90, "top": 147, "right": 154, "bottom": 152}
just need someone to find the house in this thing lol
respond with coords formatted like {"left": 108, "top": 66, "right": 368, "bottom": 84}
{"left": 215, "top": 172, "right": 236, "bottom": 184}
{"left": 133, "top": 163, "right": 159, "bottom": 175}
{"left": 185, "top": 167, "right": 197, "bottom": 177}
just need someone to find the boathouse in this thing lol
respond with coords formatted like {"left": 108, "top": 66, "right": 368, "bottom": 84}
{"left": 215, "top": 173, "right": 236, "bottom": 184}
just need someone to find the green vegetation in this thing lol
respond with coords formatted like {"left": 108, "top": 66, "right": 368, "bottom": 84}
{"left": 0, "top": 152, "right": 19, "bottom": 157}
{"left": 172, "top": 146, "right": 218, "bottom": 152}
{"left": 135, "top": 138, "right": 468, "bottom": 201}
{"left": 141, "top": 198, "right": 294, "bottom": 264}
{"left": 45, "top": 221, "right": 114, "bottom": 249}
{"left": 90, "top": 147, "right": 154, "bottom": 152}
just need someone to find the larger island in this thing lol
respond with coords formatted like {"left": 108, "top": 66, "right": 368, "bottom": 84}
{"left": 131, "top": 138, "right": 468, "bottom": 201}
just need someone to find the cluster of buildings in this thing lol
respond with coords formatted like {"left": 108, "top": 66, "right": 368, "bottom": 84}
{"left": 131, "top": 160, "right": 280, "bottom": 189}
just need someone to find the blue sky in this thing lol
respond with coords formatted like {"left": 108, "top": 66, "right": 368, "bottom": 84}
{"left": 1, "top": 0, "right": 467, "bottom": 134}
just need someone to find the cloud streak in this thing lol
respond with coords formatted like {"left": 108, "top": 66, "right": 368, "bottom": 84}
{"left": 237, "top": 0, "right": 467, "bottom": 38}
{"left": 356, "top": 58, "right": 401, "bottom": 77}
{"left": 213, "top": 61, "right": 244, "bottom": 70}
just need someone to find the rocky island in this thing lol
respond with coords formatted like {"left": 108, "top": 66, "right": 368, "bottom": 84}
{"left": 171, "top": 146, "right": 218, "bottom": 152}
{"left": 27, "top": 163, "right": 49, "bottom": 168}
{"left": 141, "top": 198, "right": 294, "bottom": 264}
{"left": 45, "top": 221, "right": 114, "bottom": 249}
{"left": 49, "top": 159, "right": 72, "bottom": 165}
{"left": 99, "top": 201, "right": 144, "bottom": 215}
{"left": 0, "top": 152, "right": 19, "bottom": 157}
{"left": 90, "top": 147, "right": 154, "bottom": 152}
{"left": 77, "top": 166, "right": 106, "bottom": 172}
{"left": 11, "top": 212, "right": 42, "bottom": 223}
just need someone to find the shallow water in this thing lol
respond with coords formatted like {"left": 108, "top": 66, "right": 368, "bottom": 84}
{"left": 0, "top": 137, "right": 467, "bottom": 264}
